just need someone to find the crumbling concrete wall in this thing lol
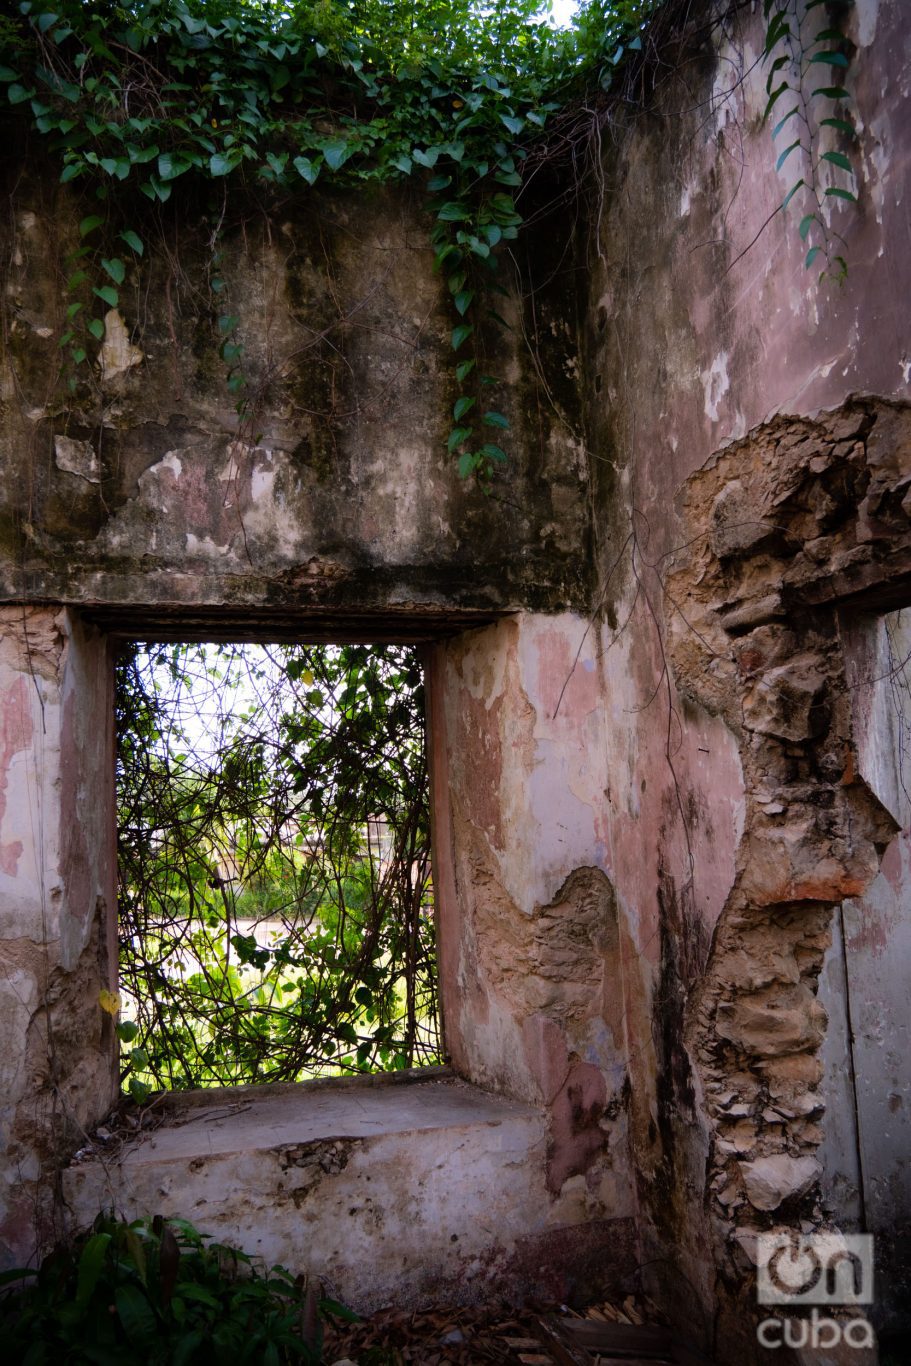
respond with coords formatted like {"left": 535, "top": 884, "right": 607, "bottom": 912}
{"left": 0, "top": 0, "right": 908, "bottom": 1356}
{"left": 0, "top": 608, "right": 116, "bottom": 1264}
{"left": 64, "top": 1075, "right": 636, "bottom": 1313}
{"left": 580, "top": 0, "right": 911, "bottom": 1352}
{"left": 0, "top": 172, "right": 589, "bottom": 620}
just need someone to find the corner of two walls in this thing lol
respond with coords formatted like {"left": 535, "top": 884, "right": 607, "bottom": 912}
{"left": 428, "top": 603, "right": 744, "bottom": 1305}
{"left": 577, "top": 0, "right": 910, "bottom": 1351}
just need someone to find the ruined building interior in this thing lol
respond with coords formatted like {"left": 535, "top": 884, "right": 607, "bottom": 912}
{"left": 0, "top": 0, "right": 908, "bottom": 1361}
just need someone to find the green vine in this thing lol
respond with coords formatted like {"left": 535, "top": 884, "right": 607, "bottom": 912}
{"left": 762, "top": 0, "right": 858, "bottom": 281}
{"left": 0, "top": 0, "right": 657, "bottom": 482}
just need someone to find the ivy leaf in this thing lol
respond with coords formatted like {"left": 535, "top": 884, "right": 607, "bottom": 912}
{"left": 149, "top": 175, "right": 171, "bottom": 202}
{"left": 805, "top": 246, "right": 822, "bottom": 268}
{"left": 763, "top": 82, "right": 789, "bottom": 122}
{"left": 453, "top": 396, "right": 475, "bottom": 421}
{"left": 412, "top": 147, "right": 439, "bottom": 168}
{"left": 483, "top": 411, "right": 510, "bottom": 430}
{"left": 810, "top": 51, "right": 849, "bottom": 68}
{"left": 500, "top": 115, "right": 524, "bottom": 135}
{"left": 820, "top": 117, "right": 854, "bottom": 136}
{"left": 771, "top": 106, "right": 799, "bottom": 139}
{"left": 157, "top": 153, "right": 188, "bottom": 181}
{"left": 7, "top": 84, "right": 33, "bottom": 105}
{"left": 782, "top": 178, "right": 806, "bottom": 210}
{"left": 798, "top": 214, "right": 815, "bottom": 241}
{"left": 119, "top": 230, "right": 144, "bottom": 256}
{"left": 825, "top": 186, "right": 857, "bottom": 202}
{"left": 447, "top": 425, "right": 472, "bottom": 452}
{"left": 87, "top": 317, "right": 105, "bottom": 341}
{"left": 101, "top": 257, "right": 126, "bottom": 286}
{"left": 775, "top": 139, "right": 802, "bottom": 172}
{"left": 293, "top": 156, "right": 320, "bottom": 185}
{"left": 94, "top": 285, "right": 119, "bottom": 308}
{"left": 478, "top": 442, "right": 507, "bottom": 462}
{"left": 451, "top": 323, "right": 473, "bottom": 350}
{"left": 812, "top": 86, "right": 850, "bottom": 100}
{"left": 321, "top": 139, "right": 350, "bottom": 171}
{"left": 821, "top": 149, "right": 853, "bottom": 173}
{"left": 391, "top": 154, "right": 412, "bottom": 174}
{"left": 455, "top": 359, "right": 476, "bottom": 383}
{"left": 453, "top": 289, "right": 474, "bottom": 316}
{"left": 457, "top": 450, "right": 479, "bottom": 478}
{"left": 436, "top": 202, "right": 468, "bottom": 221}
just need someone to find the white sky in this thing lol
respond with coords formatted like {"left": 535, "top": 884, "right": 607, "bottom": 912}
{"left": 547, "top": 0, "right": 579, "bottom": 28}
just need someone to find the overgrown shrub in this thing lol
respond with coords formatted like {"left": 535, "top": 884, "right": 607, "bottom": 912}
{"left": 0, "top": 1213, "right": 353, "bottom": 1365}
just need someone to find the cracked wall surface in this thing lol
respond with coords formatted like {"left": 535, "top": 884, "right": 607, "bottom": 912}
{"left": 0, "top": 0, "right": 908, "bottom": 1355}
{"left": 0, "top": 173, "right": 590, "bottom": 620}
{"left": 577, "top": 1, "right": 911, "bottom": 1352}
{"left": 0, "top": 608, "right": 116, "bottom": 1264}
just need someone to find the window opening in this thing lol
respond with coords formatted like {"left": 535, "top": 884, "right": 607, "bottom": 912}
{"left": 115, "top": 641, "right": 438, "bottom": 1098}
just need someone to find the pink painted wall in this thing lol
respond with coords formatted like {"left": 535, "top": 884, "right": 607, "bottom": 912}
{"left": 0, "top": 609, "right": 117, "bottom": 1265}
{"left": 588, "top": 0, "right": 910, "bottom": 533}
{"left": 431, "top": 610, "right": 745, "bottom": 1266}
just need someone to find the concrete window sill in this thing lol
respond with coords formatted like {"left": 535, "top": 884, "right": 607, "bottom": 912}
{"left": 63, "top": 1070, "right": 575, "bottom": 1311}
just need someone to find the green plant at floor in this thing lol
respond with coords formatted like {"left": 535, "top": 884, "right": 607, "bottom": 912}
{"left": 0, "top": 1212, "right": 355, "bottom": 1365}
{"left": 0, "top": 0, "right": 659, "bottom": 484}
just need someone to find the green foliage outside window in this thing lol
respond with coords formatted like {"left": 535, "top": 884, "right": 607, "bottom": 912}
{"left": 116, "top": 641, "right": 437, "bottom": 1094}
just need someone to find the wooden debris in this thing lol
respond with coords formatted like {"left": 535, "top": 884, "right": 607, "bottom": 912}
{"left": 321, "top": 1290, "right": 714, "bottom": 1365}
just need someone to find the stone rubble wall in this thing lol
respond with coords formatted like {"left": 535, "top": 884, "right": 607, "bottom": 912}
{"left": 0, "top": 0, "right": 907, "bottom": 1357}
{"left": 580, "top": 0, "right": 910, "bottom": 1352}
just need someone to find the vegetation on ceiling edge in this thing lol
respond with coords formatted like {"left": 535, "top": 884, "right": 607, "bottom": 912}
{"left": 0, "top": 0, "right": 859, "bottom": 483}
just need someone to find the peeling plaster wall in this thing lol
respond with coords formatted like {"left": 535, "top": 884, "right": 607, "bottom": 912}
{"left": 63, "top": 1076, "right": 638, "bottom": 1314}
{"left": 432, "top": 609, "right": 745, "bottom": 1295}
{"left": 0, "top": 0, "right": 908, "bottom": 1353}
{"left": 0, "top": 607, "right": 116, "bottom": 1265}
{"left": 580, "top": 0, "right": 911, "bottom": 1351}
{"left": 587, "top": 0, "right": 910, "bottom": 525}
{"left": 0, "top": 174, "right": 590, "bottom": 619}
{"left": 819, "top": 609, "right": 911, "bottom": 1340}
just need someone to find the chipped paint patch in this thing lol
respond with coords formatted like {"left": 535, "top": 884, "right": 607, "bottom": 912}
{"left": 701, "top": 352, "right": 730, "bottom": 422}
